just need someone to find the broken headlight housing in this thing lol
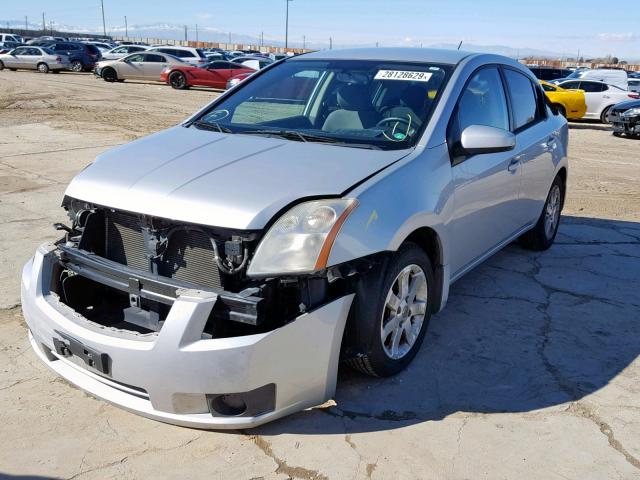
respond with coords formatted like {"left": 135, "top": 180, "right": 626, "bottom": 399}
{"left": 247, "top": 198, "right": 358, "bottom": 277}
{"left": 621, "top": 107, "right": 640, "bottom": 118}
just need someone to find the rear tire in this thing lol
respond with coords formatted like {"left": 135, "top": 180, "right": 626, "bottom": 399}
{"left": 70, "top": 60, "right": 83, "bottom": 73}
{"left": 169, "top": 71, "right": 188, "bottom": 89}
{"left": 102, "top": 68, "right": 117, "bottom": 82}
{"left": 345, "top": 242, "right": 434, "bottom": 377}
{"left": 519, "top": 175, "right": 564, "bottom": 251}
{"left": 0, "top": 61, "right": 4, "bottom": 70}
{"left": 601, "top": 106, "right": 613, "bottom": 124}
{"left": 37, "top": 62, "right": 49, "bottom": 73}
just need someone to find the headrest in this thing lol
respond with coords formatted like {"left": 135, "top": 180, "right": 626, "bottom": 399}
{"left": 337, "top": 84, "right": 371, "bottom": 110}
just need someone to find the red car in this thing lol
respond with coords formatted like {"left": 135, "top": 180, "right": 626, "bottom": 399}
{"left": 161, "top": 60, "right": 255, "bottom": 90}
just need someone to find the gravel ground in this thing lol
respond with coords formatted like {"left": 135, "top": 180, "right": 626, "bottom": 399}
{"left": 1, "top": 70, "right": 639, "bottom": 480}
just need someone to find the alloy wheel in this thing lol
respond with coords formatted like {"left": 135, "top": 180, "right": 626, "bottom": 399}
{"left": 380, "top": 264, "right": 428, "bottom": 360}
{"left": 544, "top": 184, "right": 561, "bottom": 239}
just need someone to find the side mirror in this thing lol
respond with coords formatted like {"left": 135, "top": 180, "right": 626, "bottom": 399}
{"left": 460, "top": 125, "right": 515, "bottom": 155}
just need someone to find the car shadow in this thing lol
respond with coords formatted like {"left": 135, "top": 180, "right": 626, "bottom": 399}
{"left": 255, "top": 215, "right": 640, "bottom": 434}
{"left": 568, "top": 121, "right": 612, "bottom": 132}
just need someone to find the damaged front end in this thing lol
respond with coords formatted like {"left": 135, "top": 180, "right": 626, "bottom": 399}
{"left": 21, "top": 196, "right": 379, "bottom": 428}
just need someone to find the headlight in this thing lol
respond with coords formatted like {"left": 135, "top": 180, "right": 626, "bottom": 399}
{"left": 621, "top": 107, "right": 640, "bottom": 117}
{"left": 247, "top": 198, "right": 358, "bottom": 276}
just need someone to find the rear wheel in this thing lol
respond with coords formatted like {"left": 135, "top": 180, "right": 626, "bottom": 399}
{"left": 37, "top": 62, "right": 49, "bottom": 73}
{"left": 169, "top": 71, "right": 188, "bottom": 89}
{"left": 70, "top": 60, "right": 83, "bottom": 73}
{"left": 102, "top": 68, "right": 117, "bottom": 82}
{"left": 345, "top": 243, "right": 434, "bottom": 377}
{"left": 520, "top": 175, "right": 564, "bottom": 251}
{"left": 601, "top": 106, "right": 613, "bottom": 124}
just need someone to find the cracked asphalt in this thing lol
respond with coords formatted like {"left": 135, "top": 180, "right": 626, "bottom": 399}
{"left": 1, "top": 70, "right": 639, "bottom": 480}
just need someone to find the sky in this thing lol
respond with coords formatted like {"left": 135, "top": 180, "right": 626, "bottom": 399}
{"left": 3, "top": 0, "right": 640, "bottom": 58}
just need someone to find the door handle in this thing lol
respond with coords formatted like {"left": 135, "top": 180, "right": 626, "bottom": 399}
{"left": 544, "top": 136, "right": 557, "bottom": 150}
{"left": 507, "top": 157, "right": 520, "bottom": 173}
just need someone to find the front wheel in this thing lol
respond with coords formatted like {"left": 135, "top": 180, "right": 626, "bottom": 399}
{"left": 102, "top": 68, "right": 117, "bottom": 82}
{"left": 345, "top": 243, "right": 434, "bottom": 377}
{"left": 169, "top": 71, "right": 188, "bottom": 89}
{"left": 601, "top": 106, "right": 613, "bottom": 124}
{"left": 519, "top": 175, "right": 564, "bottom": 251}
{"left": 37, "top": 62, "right": 49, "bottom": 73}
{"left": 70, "top": 60, "right": 83, "bottom": 73}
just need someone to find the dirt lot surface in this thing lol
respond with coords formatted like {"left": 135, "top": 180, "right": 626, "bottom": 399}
{"left": 1, "top": 70, "right": 639, "bottom": 479}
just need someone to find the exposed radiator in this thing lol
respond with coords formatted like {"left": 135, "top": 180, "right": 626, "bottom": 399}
{"left": 103, "top": 210, "right": 222, "bottom": 289}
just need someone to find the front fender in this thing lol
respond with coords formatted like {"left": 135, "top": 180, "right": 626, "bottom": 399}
{"left": 328, "top": 143, "right": 454, "bottom": 268}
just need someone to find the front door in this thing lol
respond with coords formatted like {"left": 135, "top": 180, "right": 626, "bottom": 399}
{"left": 119, "top": 53, "right": 146, "bottom": 80}
{"left": 448, "top": 66, "right": 523, "bottom": 277}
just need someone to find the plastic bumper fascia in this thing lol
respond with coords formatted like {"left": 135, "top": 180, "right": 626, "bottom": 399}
{"left": 21, "top": 243, "right": 354, "bottom": 429}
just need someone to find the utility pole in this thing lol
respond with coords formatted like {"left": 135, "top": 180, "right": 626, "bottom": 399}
{"left": 124, "top": 16, "right": 128, "bottom": 37}
{"left": 50, "top": 20, "right": 53, "bottom": 35}
{"left": 184, "top": 25, "right": 187, "bottom": 42}
{"left": 376, "top": 41, "right": 379, "bottom": 48}
{"left": 100, "top": 0, "right": 106, "bottom": 36}
{"left": 42, "top": 12, "right": 45, "bottom": 34}
{"left": 25, "top": 16, "right": 28, "bottom": 31}
{"left": 260, "top": 31, "right": 264, "bottom": 46}
{"left": 285, "top": 0, "right": 293, "bottom": 49}
{"left": 228, "top": 32, "right": 231, "bottom": 45}
{"left": 329, "top": 36, "right": 332, "bottom": 50}
{"left": 303, "top": 35, "right": 305, "bottom": 49}
{"left": 195, "top": 24, "right": 198, "bottom": 42}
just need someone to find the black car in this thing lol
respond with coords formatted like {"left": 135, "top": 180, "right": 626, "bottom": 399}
{"left": 528, "top": 67, "right": 573, "bottom": 81}
{"left": 608, "top": 99, "right": 640, "bottom": 137}
{"left": 46, "top": 42, "right": 102, "bottom": 72}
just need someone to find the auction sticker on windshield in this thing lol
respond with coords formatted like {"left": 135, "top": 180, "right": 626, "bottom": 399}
{"left": 374, "top": 70, "right": 433, "bottom": 82}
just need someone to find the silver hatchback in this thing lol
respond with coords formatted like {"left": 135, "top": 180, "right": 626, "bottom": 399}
{"left": 0, "top": 46, "right": 70, "bottom": 73}
{"left": 22, "top": 48, "right": 568, "bottom": 428}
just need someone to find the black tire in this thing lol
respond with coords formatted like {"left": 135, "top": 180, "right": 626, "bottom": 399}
{"left": 519, "top": 175, "right": 564, "bottom": 251}
{"left": 0, "top": 60, "right": 4, "bottom": 70}
{"left": 613, "top": 131, "right": 622, "bottom": 137}
{"left": 51, "top": 69, "right": 60, "bottom": 74}
{"left": 345, "top": 242, "right": 434, "bottom": 377}
{"left": 37, "top": 62, "right": 49, "bottom": 73}
{"left": 169, "top": 71, "right": 188, "bottom": 89}
{"left": 601, "top": 106, "right": 613, "bottom": 124}
{"left": 102, "top": 68, "right": 117, "bottom": 82}
{"left": 70, "top": 60, "right": 83, "bottom": 73}
{"left": 554, "top": 104, "right": 566, "bottom": 118}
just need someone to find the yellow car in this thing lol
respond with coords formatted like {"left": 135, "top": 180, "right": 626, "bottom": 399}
{"left": 540, "top": 80, "right": 587, "bottom": 120}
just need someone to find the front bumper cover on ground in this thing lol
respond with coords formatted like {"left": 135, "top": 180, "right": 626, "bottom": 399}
{"left": 22, "top": 243, "right": 354, "bottom": 429}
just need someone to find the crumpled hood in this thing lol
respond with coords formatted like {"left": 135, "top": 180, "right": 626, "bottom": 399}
{"left": 65, "top": 126, "right": 409, "bottom": 229}
{"left": 612, "top": 99, "right": 640, "bottom": 112}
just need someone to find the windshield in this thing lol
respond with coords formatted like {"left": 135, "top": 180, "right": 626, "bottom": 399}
{"left": 194, "top": 59, "right": 451, "bottom": 150}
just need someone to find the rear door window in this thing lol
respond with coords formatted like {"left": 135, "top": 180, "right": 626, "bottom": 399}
{"left": 503, "top": 69, "right": 539, "bottom": 130}
{"left": 144, "top": 54, "right": 165, "bottom": 63}
{"left": 579, "top": 81, "right": 607, "bottom": 92}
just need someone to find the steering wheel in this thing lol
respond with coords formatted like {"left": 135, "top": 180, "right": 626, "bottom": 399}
{"left": 376, "top": 116, "right": 413, "bottom": 141}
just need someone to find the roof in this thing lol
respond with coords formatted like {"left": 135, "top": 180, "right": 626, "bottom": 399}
{"left": 294, "top": 47, "right": 475, "bottom": 65}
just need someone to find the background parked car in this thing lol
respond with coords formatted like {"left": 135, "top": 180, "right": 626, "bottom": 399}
{"left": 628, "top": 79, "right": 640, "bottom": 93}
{"left": 556, "top": 80, "right": 639, "bottom": 122}
{"left": 96, "top": 52, "right": 186, "bottom": 82}
{"left": 45, "top": 41, "right": 102, "bottom": 72}
{"left": 552, "top": 68, "right": 628, "bottom": 90}
{"left": 0, "top": 46, "right": 70, "bottom": 73}
{"left": 101, "top": 44, "right": 149, "bottom": 60}
{"left": 528, "top": 67, "right": 573, "bottom": 81}
{"left": 85, "top": 41, "right": 116, "bottom": 53}
{"left": 147, "top": 46, "right": 208, "bottom": 65}
{"left": 540, "top": 80, "right": 586, "bottom": 119}
{"left": 226, "top": 70, "right": 254, "bottom": 89}
{"left": 232, "top": 55, "right": 274, "bottom": 69}
{"left": 608, "top": 99, "right": 640, "bottom": 137}
{"left": 161, "top": 60, "right": 255, "bottom": 89}
{"left": 0, "top": 33, "right": 22, "bottom": 45}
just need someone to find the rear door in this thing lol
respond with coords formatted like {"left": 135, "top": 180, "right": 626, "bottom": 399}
{"left": 578, "top": 81, "right": 608, "bottom": 117}
{"left": 141, "top": 53, "right": 168, "bottom": 80}
{"left": 502, "top": 67, "right": 557, "bottom": 226}
{"left": 448, "top": 66, "right": 524, "bottom": 277}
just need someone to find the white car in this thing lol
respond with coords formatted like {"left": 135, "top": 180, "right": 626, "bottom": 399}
{"left": 556, "top": 80, "right": 638, "bottom": 123}
{"left": 86, "top": 41, "right": 115, "bottom": 53}
{"left": 147, "top": 46, "right": 207, "bottom": 66}
{"left": 101, "top": 44, "right": 149, "bottom": 60}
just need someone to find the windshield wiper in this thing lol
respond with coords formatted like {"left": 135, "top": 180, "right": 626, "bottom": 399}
{"left": 192, "top": 120, "right": 234, "bottom": 134}
{"left": 237, "top": 129, "right": 382, "bottom": 149}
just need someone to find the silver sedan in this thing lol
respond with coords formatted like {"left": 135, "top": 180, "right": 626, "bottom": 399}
{"left": 23, "top": 48, "right": 568, "bottom": 429}
{"left": 95, "top": 52, "right": 186, "bottom": 82}
{"left": 0, "top": 46, "right": 70, "bottom": 73}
